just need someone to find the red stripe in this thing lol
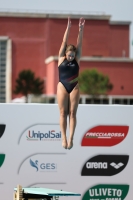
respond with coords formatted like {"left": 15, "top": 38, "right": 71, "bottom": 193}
{"left": 67, "top": 74, "right": 78, "bottom": 81}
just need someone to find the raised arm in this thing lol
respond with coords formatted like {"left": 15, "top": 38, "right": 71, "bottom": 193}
{"left": 58, "top": 17, "right": 71, "bottom": 58}
{"left": 76, "top": 18, "right": 85, "bottom": 62}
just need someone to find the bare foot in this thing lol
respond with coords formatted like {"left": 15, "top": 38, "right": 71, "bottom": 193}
{"left": 67, "top": 140, "right": 73, "bottom": 150}
{"left": 62, "top": 138, "right": 67, "bottom": 149}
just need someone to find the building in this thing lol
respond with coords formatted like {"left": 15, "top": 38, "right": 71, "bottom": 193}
{"left": 0, "top": 12, "right": 133, "bottom": 104}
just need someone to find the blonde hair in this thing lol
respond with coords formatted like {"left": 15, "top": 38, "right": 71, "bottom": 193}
{"left": 65, "top": 44, "right": 76, "bottom": 54}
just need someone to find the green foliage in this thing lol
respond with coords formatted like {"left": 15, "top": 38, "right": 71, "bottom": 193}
{"left": 78, "top": 69, "right": 113, "bottom": 96}
{"left": 14, "top": 70, "right": 44, "bottom": 102}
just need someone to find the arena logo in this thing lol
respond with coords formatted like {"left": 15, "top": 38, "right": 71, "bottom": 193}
{"left": 0, "top": 124, "right": 6, "bottom": 138}
{"left": 0, "top": 154, "right": 5, "bottom": 168}
{"left": 81, "top": 155, "right": 129, "bottom": 176}
{"left": 81, "top": 125, "right": 129, "bottom": 146}
{"left": 30, "top": 159, "right": 57, "bottom": 172}
{"left": 82, "top": 184, "right": 129, "bottom": 200}
{"left": 27, "top": 130, "right": 61, "bottom": 141}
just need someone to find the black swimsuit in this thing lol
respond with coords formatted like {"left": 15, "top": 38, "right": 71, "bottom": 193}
{"left": 58, "top": 58, "right": 79, "bottom": 93}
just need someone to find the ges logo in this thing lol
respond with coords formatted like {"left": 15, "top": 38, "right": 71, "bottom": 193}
{"left": 30, "top": 159, "right": 57, "bottom": 172}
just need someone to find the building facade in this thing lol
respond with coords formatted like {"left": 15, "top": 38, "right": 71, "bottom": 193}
{"left": 0, "top": 12, "right": 133, "bottom": 104}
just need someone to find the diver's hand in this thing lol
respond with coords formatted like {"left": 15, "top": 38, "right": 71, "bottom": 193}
{"left": 67, "top": 17, "right": 71, "bottom": 28}
{"left": 79, "top": 17, "right": 85, "bottom": 31}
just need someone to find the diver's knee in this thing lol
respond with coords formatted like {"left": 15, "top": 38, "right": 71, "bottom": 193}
{"left": 69, "top": 110, "right": 76, "bottom": 118}
{"left": 60, "top": 110, "right": 67, "bottom": 118}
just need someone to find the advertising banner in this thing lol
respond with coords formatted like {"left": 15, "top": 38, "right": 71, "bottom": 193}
{"left": 0, "top": 104, "right": 132, "bottom": 200}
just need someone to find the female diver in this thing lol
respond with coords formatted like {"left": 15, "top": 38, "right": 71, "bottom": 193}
{"left": 57, "top": 17, "right": 85, "bottom": 149}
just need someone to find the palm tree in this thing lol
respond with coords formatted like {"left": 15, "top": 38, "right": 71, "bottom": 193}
{"left": 14, "top": 69, "right": 44, "bottom": 103}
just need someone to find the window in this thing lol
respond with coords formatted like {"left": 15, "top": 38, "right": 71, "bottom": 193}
{"left": 113, "top": 99, "right": 121, "bottom": 104}
{"left": 102, "top": 98, "right": 109, "bottom": 104}
{"left": 48, "top": 98, "right": 55, "bottom": 103}
{"left": 79, "top": 98, "right": 82, "bottom": 104}
{"left": 0, "top": 40, "right": 7, "bottom": 102}
{"left": 86, "top": 98, "right": 92, "bottom": 104}
{"left": 130, "top": 99, "right": 133, "bottom": 105}
{"left": 85, "top": 98, "right": 107, "bottom": 104}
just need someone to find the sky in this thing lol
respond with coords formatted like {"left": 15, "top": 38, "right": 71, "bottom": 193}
{"left": 0, "top": 0, "right": 133, "bottom": 57}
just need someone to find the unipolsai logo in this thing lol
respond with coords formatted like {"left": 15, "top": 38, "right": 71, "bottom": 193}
{"left": 81, "top": 125, "right": 129, "bottom": 146}
{"left": 81, "top": 155, "right": 129, "bottom": 176}
{"left": 18, "top": 124, "right": 62, "bottom": 144}
{"left": 27, "top": 130, "right": 61, "bottom": 141}
{"left": 29, "top": 159, "right": 57, "bottom": 172}
{"left": 82, "top": 184, "right": 129, "bottom": 200}
{"left": 0, "top": 154, "right": 5, "bottom": 168}
{"left": 0, "top": 124, "right": 6, "bottom": 138}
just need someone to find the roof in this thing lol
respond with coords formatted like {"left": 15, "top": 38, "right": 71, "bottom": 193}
{"left": 0, "top": 11, "right": 111, "bottom": 20}
{"left": 0, "top": 10, "right": 130, "bottom": 25}
{"left": 110, "top": 21, "right": 131, "bottom": 25}
{"left": 14, "top": 187, "right": 81, "bottom": 196}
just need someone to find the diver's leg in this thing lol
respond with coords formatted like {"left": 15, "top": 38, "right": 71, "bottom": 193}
{"left": 68, "top": 84, "right": 80, "bottom": 149}
{"left": 57, "top": 82, "right": 69, "bottom": 149}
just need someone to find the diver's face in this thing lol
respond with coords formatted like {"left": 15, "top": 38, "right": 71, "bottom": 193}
{"left": 66, "top": 51, "right": 75, "bottom": 62}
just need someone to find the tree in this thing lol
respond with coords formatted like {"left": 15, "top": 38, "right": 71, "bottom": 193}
{"left": 14, "top": 69, "right": 44, "bottom": 103}
{"left": 78, "top": 69, "right": 113, "bottom": 97}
